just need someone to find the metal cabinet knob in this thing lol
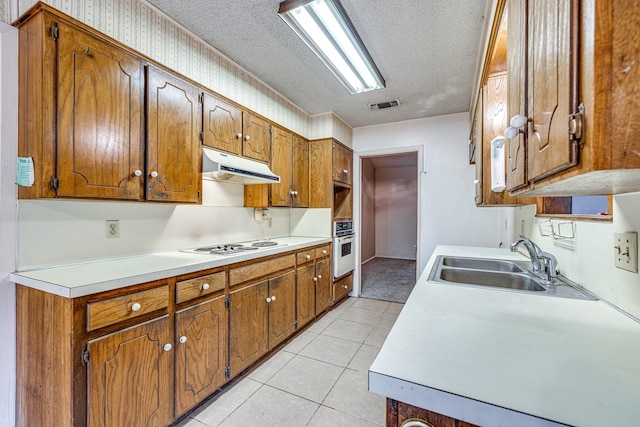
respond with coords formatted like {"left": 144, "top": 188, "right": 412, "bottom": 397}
{"left": 342, "top": 169, "right": 348, "bottom": 174}
{"left": 306, "top": 255, "right": 311, "bottom": 259}
{"left": 202, "top": 283, "right": 210, "bottom": 290}
{"left": 266, "top": 297, "right": 272, "bottom": 303}
{"left": 150, "top": 171, "right": 159, "bottom": 178}
{"left": 179, "top": 336, "right": 187, "bottom": 344}
{"left": 134, "top": 169, "right": 143, "bottom": 177}
{"left": 313, "top": 277, "right": 318, "bottom": 282}
{"left": 271, "top": 295, "right": 276, "bottom": 301}
{"left": 317, "top": 275, "right": 322, "bottom": 279}
{"left": 131, "top": 302, "right": 141, "bottom": 312}
{"left": 244, "top": 135, "right": 250, "bottom": 141}
{"left": 322, "top": 250, "right": 327, "bottom": 255}
{"left": 163, "top": 343, "right": 172, "bottom": 352}
{"left": 344, "top": 285, "right": 348, "bottom": 289}
{"left": 236, "top": 133, "right": 243, "bottom": 139}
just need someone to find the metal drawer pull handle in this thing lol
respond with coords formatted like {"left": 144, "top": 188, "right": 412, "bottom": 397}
{"left": 163, "top": 343, "right": 172, "bottom": 352}
{"left": 179, "top": 336, "right": 187, "bottom": 344}
{"left": 131, "top": 302, "right": 141, "bottom": 312}
{"left": 202, "top": 283, "right": 210, "bottom": 290}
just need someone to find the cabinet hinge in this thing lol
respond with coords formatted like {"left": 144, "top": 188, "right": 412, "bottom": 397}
{"left": 294, "top": 320, "right": 298, "bottom": 328}
{"left": 50, "top": 23, "right": 59, "bottom": 41}
{"left": 50, "top": 176, "right": 59, "bottom": 190}
{"left": 225, "top": 295, "right": 230, "bottom": 308}
{"left": 199, "top": 131, "right": 204, "bottom": 143}
{"left": 199, "top": 93, "right": 204, "bottom": 104}
{"left": 568, "top": 103, "right": 585, "bottom": 145}
{"left": 269, "top": 126, "right": 273, "bottom": 136}
{"left": 225, "top": 366, "right": 231, "bottom": 378}
{"left": 81, "top": 347, "right": 90, "bottom": 366}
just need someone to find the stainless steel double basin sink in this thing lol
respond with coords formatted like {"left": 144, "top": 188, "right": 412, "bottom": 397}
{"left": 429, "top": 256, "right": 596, "bottom": 300}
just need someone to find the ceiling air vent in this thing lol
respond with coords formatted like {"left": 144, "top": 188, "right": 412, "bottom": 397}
{"left": 369, "top": 100, "right": 399, "bottom": 111}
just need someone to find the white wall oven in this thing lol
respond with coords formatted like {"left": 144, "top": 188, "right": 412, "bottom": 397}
{"left": 333, "top": 220, "right": 355, "bottom": 279}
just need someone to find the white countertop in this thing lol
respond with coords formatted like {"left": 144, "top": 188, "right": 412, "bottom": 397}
{"left": 369, "top": 245, "right": 640, "bottom": 427}
{"left": 10, "top": 236, "right": 331, "bottom": 298}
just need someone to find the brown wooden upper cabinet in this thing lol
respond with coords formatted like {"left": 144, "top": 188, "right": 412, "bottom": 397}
{"left": 504, "top": 0, "right": 640, "bottom": 196}
{"left": 17, "top": 5, "right": 201, "bottom": 203}
{"left": 202, "top": 93, "right": 271, "bottom": 164}
{"left": 146, "top": 66, "right": 201, "bottom": 203}
{"left": 333, "top": 141, "right": 353, "bottom": 185}
{"left": 473, "top": 4, "right": 534, "bottom": 207}
{"left": 245, "top": 128, "right": 310, "bottom": 208}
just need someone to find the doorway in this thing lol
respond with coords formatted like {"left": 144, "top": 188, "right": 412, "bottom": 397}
{"left": 360, "top": 152, "right": 418, "bottom": 303}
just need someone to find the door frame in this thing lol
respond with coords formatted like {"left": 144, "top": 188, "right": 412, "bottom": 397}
{"left": 352, "top": 146, "right": 423, "bottom": 297}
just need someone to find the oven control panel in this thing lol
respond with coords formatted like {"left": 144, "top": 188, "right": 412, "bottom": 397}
{"left": 333, "top": 220, "right": 354, "bottom": 237}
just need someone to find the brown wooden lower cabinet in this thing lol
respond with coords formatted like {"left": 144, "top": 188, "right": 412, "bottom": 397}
{"left": 87, "top": 316, "right": 173, "bottom": 427}
{"left": 15, "top": 243, "right": 333, "bottom": 426}
{"left": 297, "top": 263, "right": 317, "bottom": 328}
{"left": 175, "top": 295, "right": 228, "bottom": 417}
{"left": 333, "top": 272, "right": 353, "bottom": 304}
{"left": 387, "top": 399, "right": 479, "bottom": 427}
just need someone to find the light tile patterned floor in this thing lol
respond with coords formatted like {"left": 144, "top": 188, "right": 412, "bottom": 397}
{"left": 176, "top": 297, "right": 403, "bottom": 427}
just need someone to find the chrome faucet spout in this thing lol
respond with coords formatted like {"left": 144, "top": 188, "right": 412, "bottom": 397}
{"left": 510, "top": 236, "right": 542, "bottom": 272}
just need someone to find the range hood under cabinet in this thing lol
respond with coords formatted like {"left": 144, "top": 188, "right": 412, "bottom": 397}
{"left": 202, "top": 148, "right": 280, "bottom": 185}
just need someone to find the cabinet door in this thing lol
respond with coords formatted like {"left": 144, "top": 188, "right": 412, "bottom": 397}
{"left": 292, "top": 135, "right": 310, "bottom": 207}
{"left": 229, "top": 281, "right": 269, "bottom": 376}
{"left": 146, "top": 66, "right": 201, "bottom": 202}
{"left": 297, "top": 264, "right": 316, "bottom": 329}
{"left": 333, "top": 142, "right": 353, "bottom": 184}
{"left": 315, "top": 258, "right": 331, "bottom": 314}
{"left": 57, "top": 22, "right": 143, "bottom": 199}
{"left": 270, "top": 126, "right": 293, "bottom": 207}
{"left": 472, "top": 92, "right": 483, "bottom": 205}
{"left": 175, "top": 295, "right": 228, "bottom": 417}
{"left": 202, "top": 93, "right": 243, "bottom": 155}
{"left": 242, "top": 113, "right": 271, "bottom": 163}
{"left": 506, "top": 0, "right": 528, "bottom": 191}
{"left": 268, "top": 270, "right": 297, "bottom": 349}
{"left": 87, "top": 316, "right": 172, "bottom": 427}
{"left": 527, "top": 0, "right": 576, "bottom": 181}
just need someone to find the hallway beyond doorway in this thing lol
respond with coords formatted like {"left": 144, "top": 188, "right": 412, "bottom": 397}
{"left": 360, "top": 257, "right": 416, "bottom": 303}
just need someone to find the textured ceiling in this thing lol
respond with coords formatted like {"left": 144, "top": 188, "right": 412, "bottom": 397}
{"left": 145, "top": 0, "right": 488, "bottom": 128}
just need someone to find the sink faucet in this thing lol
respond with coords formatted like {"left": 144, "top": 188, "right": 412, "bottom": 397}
{"left": 510, "top": 235, "right": 558, "bottom": 282}
{"left": 510, "top": 236, "right": 542, "bottom": 272}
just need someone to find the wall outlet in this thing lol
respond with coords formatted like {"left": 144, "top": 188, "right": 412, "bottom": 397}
{"left": 614, "top": 231, "right": 638, "bottom": 273}
{"left": 106, "top": 220, "right": 120, "bottom": 239}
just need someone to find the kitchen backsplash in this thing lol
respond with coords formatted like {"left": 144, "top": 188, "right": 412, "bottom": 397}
{"left": 0, "top": 0, "right": 352, "bottom": 146}
{"left": 516, "top": 192, "right": 640, "bottom": 319}
{"left": 17, "top": 181, "right": 331, "bottom": 270}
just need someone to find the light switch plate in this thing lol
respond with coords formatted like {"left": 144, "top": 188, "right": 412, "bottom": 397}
{"left": 614, "top": 231, "right": 638, "bottom": 273}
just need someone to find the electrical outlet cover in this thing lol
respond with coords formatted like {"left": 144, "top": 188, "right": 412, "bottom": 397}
{"left": 614, "top": 231, "right": 638, "bottom": 273}
{"left": 106, "top": 220, "right": 120, "bottom": 239}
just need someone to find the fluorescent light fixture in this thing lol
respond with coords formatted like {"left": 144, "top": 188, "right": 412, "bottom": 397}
{"left": 278, "top": 0, "right": 385, "bottom": 94}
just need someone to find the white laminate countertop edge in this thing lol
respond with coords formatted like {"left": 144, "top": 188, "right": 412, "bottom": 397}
{"left": 369, "top": 245, "right": 640, "bottom": 427}
{"left": 10, "top": 236, "right": 331, "bottom": 298}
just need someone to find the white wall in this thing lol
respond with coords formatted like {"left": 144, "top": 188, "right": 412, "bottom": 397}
{"left": 0, "top": 21, "right": 17, "bottom": 427}
{"left": 353, "top": 112, "right": 505, "bottom": 293}
{"left": 374, "top": 165, "right": 417, "bottom": 259}
{"left": 516, "top": 192, "right": 640, "bottom": 318}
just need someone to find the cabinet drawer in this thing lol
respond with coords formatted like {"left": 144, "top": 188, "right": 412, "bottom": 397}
{"left": 296, "top": 250, "right": 315, "bottom": 265}
{"left": 333, "top": 274, "right": 353, "bottom": 303}
{"left": 315, "top": 245, "right": 330, "bottom": 259}
{"left": 176, "top": 271, "right": 226, "bottom": 304}
{"left": 87, "top": 286, "right": 168, "bottom": 331}
{"left": 229, "top": 254, "right": 296, "bottom": 287}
